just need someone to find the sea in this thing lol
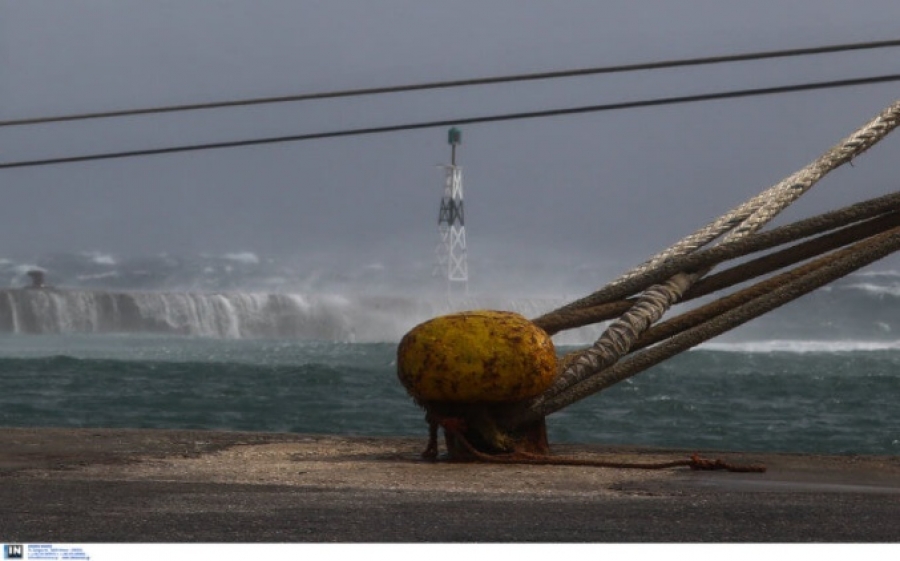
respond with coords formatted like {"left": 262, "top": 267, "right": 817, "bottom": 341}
{"left": 1, "top": 250, "right": 898, "bottom": 456}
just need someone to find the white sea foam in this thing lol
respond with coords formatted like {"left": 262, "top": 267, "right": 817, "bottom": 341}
{"left": 76, "top": 271, "right": 120, "bottom": 281}
{"left": 83, "top": 251, "right": 117, "bottom": 266}
{"left": 698, "top": 339, "right": 900, "bottom": 353}
{"left": 852, "top": 269, "right": 900, "bottom": 278}
{"left": 223, "top": 252, "right": 260, "bottom": 265}
{"left": 843, "top": 282, "right": 900, "bottom": 297}
{"left": 11, "top": 264, "right": 44, "bottom": 275}
{"left": 0, "top": 287, "right": 599, "bottom": 343}
{"left": 5, "top": 250, "right": 900, "bottom": 344}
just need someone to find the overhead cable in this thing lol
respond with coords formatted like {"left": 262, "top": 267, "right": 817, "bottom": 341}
{"left": 2, "top": 38, "right": 900, "bottom": 128}
{"left": 2, "top": 73, "right": 899, "bottom": 170}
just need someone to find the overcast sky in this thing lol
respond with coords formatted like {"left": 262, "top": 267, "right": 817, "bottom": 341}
{"left": 1, "top": 1, "right": 899, "bottom": 292}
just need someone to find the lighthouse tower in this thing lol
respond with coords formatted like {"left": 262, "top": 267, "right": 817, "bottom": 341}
{"left": 434, "top": 127, "right": 468, "bottom": 295}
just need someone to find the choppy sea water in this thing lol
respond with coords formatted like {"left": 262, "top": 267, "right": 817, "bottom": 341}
{"left": 1, "top": 251, "right": 899, "bottom": 455}
{"left": 1, "top": 334, "right": 897, "bottom": 456}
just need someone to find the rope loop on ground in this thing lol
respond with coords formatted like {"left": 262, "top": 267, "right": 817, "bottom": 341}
{"left": 433, "top": 419, "right": 766, "bottom": 473}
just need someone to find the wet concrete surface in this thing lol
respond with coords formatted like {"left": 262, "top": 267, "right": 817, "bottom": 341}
{"left": 1, "top": 428, "right": 899, "bottom": 542}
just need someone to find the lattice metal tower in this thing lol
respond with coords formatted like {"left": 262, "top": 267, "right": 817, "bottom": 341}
{"left": 434, "top": 127, "right": 468, "bottom": 294}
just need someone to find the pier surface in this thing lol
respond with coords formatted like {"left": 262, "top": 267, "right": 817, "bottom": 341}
{"left": 1, "top": 428, "right": 899, "bottom": 542}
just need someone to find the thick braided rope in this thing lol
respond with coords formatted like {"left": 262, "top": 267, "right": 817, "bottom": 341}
{"left": 545, "top": 100, "right": 900, "bottom": 317}
{"left": 533, "top": 191, "right": 900, "bottom": 334}
{"left": 721, "top": 101, "right": 900, "bottom": 245}
{"left": 544, "top": 273, "right": 696, "bottom": 396}
{"left": 541, "top": 100, "right": 900, "bottom": 400}
{"left": 538, "top": 209, "right": 900, "bottom": 340}
{"left": 635, "top": 214, "right": 900, "bottom": 353}
{"left": 682, "top": 211, "right": 900, "bottom": 302}
{"left": 522, "top": 225, "right": 900, "bottom": 421}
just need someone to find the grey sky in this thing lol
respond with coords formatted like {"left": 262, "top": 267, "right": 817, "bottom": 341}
{"left": 1, "top": 0, "right": 899, "bottom": 292}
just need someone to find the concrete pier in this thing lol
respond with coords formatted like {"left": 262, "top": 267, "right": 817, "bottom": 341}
{"left": 1, "top": 428, "right": 898, "bottom": 542}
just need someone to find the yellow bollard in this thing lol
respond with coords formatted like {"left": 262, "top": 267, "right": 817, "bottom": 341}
{"left": 397, "top": 310, "right": 557, "bottom": 458}
{"left": 397, "top": 310, "right": 557, "bottom": 403}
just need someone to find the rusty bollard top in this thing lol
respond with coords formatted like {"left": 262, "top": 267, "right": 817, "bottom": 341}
{"left": 397, "top": 310, "right": 557, "bottom": 403}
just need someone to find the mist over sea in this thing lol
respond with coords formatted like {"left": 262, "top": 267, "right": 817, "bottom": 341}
{"left": 1, "top": 250, "right": 898, "bottom": 455}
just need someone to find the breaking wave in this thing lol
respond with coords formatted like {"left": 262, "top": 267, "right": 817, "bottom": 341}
{"left": 0, "top": 288, "right": 600, "bottom": 343}
{"left": 3, "top": 250, "right": 900, "bottom": 346}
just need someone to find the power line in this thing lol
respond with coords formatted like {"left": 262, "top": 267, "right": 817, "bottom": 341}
{"left": 2, "top": 38, "right": 900, "bottom": 128}
{"left": 2, "top": 73, "right": 899, "bottom": 170}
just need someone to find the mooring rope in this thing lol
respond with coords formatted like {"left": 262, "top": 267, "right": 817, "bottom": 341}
{"left": 533, "top": 190, "right": 900, "bottom": 334}
{"left": 538, "top": 210, "right": 900, "bottom": 406}
{"left": 544, "top": 272, "right": 697, "bottom": 397}
{"left": 635, "top": 214, "right": 900, "bottom": 352}
{"left": 540, "top": 100, "right": 900, "bottom": 401}
{"left": 542, "top": 100, "right": 900, "bottom": 321}
{"left": 411, "top": 102, "right": 900, "bottom": 467}
{"left": 534, "top": 207, "right": 900, "bottom": 336}
{"left": 526, "top": 225, "right": 900, "bottom": 420}
{"left": 682, "top": 210, "right": 900, "bottom": 302}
